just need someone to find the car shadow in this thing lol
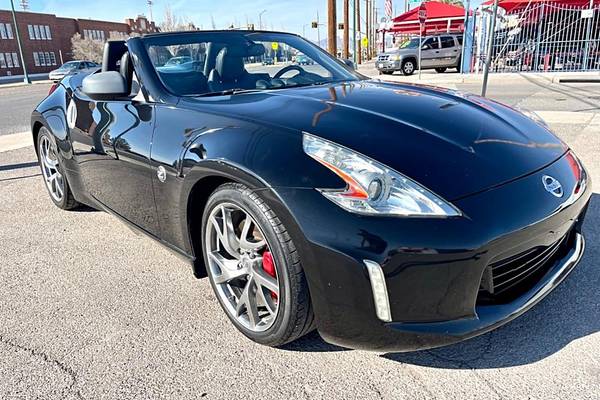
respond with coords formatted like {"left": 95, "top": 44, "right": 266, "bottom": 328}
{"left": 281, "top": 194, "right": 599, "bottom": 365}
{"left": 383, "top": 193, "right": 599, "bottom": 368}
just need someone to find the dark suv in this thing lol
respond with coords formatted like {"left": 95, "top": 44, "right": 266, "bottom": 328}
{"left": 376, "top": 34, "right": 463, "bottom": 76}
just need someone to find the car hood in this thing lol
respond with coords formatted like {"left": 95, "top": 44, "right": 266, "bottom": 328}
{"left": 187, "top": 80, "right": 566, "bottom": 200}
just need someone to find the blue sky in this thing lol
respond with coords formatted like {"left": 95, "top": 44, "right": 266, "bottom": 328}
{"left": 2, "top": 0, "right": 412, "bottom": 42}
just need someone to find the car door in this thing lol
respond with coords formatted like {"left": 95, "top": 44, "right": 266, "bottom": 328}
{"left": 420, "top": 37, "right": 440, "bottom": 68}
{"left": 68, "top": 72, "right": 160, "bottom": 236}
{"left": 439, "top": 36, "right": 460, "bottom": 67}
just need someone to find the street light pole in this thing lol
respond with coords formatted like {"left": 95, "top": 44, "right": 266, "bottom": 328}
{"left": 259, "top": 10, "right": 267, "bottom": 30}
{"left": 10, "top": 0, "right": 30, "bottom": 84}
{"left": 328, "top": 0, "right": 337, "bottom": 56}
{"left": 481, "top": 0, "right": 499, "bottom": 97}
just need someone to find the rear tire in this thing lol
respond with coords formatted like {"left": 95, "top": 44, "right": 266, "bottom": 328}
{"left": 435, "top": 67, "right": 447, "bottom": 73}
{"left": 401, "top": 60, "right": 416, "bottom": 76}
{"left": 201, "top": 183, "right": 315, "bottom": 347}
{"left": 36, "top": 127, "right": 79, "bottom": 210}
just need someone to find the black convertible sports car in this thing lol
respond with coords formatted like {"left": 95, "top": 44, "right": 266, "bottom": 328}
{"left": 32, "top": 30, "right": 591, "bottom": 352}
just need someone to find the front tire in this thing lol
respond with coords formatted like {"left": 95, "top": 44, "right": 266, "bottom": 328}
{"left": 201, "top": 183, "right": 314, "bottom": 346}
{"left": 401, "top": 60, "right": 416, "bottom": 76}
{"left": 36, "top": 127, "right": 79, "bottom": 210}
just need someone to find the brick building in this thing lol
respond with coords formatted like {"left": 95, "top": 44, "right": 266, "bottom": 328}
{"left": 0, "top": 10, "right": 158, "bottom": 78}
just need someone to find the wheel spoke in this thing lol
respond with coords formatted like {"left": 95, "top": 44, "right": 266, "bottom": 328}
{"left": 210, "top": 213, "right": 240, "bottom": 259}
{"left": 254, "top": 267, "right": 279, "bottom": 296}
{"left": 208, "top": 252, "right": 247, "bottom": 284}
{"left": 256, "top": 285, "right": 277, "bottom": 315}
{"left": 238, "top": 214, "right": 266, "bottom": 251}
{"left": 236, "top": 278, "right": 259, "bottom": 329}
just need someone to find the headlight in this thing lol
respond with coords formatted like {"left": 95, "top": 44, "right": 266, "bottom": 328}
{"left": 392, "top": 54, "right": 402, "bottom": 61}
{"left": 302, "top": 133, "right": 462, "bottom": 217}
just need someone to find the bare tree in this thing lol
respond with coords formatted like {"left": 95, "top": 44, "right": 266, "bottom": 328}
{"left": 70, "top": 33, "right": 104, "bottom": 62}
{"left": 160, "top": 5, "right": 196, "bottom": 32}
{"left": 439, "top": 0, "right": 465, "bottom": 7}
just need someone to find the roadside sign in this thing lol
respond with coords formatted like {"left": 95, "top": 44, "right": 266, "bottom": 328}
{"left": 418, "top": 4, "right": 427, "bottom": 24}
{"left": 271, "top": 42, "right": 279, "bottom": 50}
{"left": 362, "top": 37, "right": 369, "bottom": 47}
{"left": 581, "top": 9, "right": 594, "bottom": 19}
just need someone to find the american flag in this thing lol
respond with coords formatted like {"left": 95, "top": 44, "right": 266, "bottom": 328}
{"left": 385, "top": 0, "right": 393, "bottom": 20}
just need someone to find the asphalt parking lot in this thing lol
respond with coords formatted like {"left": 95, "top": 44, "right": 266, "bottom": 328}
{"left": 0, "top": 77, "right": 599, "bottom": 399}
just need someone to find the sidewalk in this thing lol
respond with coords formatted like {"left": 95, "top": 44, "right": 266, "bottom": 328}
{"left": 357, "top": 60, "right": 600, "bottom": 85}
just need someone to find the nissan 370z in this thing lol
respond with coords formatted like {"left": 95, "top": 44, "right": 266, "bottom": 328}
{"left": 31, "top": 31, "right": 591, "bottom": 351}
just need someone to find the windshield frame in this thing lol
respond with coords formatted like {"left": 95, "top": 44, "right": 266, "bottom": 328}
{"left": 138, "top": 31, "right": 364, "bottom": 98}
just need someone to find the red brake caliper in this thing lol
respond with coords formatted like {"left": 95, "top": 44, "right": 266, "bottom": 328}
{"left": 262, "top": 250, "right": 278, "bottom": 300}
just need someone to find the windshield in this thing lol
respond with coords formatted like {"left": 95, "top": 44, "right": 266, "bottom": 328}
{"left": 399, "top": 38, "right": 421, "bottom": 49}
{"left": 59, "top": 61, "right": 79, "bottom": 70}
{"left": 142, "top": 31, "right": 361, "bottom": 96}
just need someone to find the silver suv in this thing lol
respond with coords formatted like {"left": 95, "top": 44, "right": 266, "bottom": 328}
{"left": 376, "top": 34, "right": 463, "bottom": 76}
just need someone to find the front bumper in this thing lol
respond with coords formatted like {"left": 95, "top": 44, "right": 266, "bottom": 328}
{"left": 376, "top": 60, "right": 402, "bottom": 72}
{"left": 267, "top": 153, "right": 591, "bottom": 351}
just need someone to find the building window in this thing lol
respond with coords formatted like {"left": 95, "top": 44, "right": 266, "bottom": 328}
{"left": 28, "top": 24, "right": 34, "bottom": 39}
{"left": 44, "top": 52, "right": 51, "bottom": 66}
{"left": 33, "top": 52, "right": 39, "bottom": 66}
{"left": 0, "top": 53, "right": 6, "bottom": 68}
{"left": 50, "top": 52, "right": 56, "bottom": 65}
{"left": 40, "top": 25, "right": 47, "bottom": 40}
{"left": 0, "top": 23, "right": 6, "bottom": 39}
{"left": 5, "top": 53, "right": 13, "bottom": 68}
{"left": 33, "top": 24, "right": 41, "bottom": 40}
{"left": 6, "top": 23, "right": 13, "bottom": 39}
{"left": 45, "top": 26, "right": 51, "bottom": 40}
{"left": 12, "top": 53, "right": 19, "bottom": 68}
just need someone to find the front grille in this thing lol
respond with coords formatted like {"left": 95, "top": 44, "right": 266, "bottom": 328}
{"left": 478, "top": 230, "right": 575, "bottom": 304}
{"left": 378, "top": 55, "right": 390, "bottom": 62}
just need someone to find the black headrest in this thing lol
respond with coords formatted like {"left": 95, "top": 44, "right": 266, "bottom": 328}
{"left": 102, "top": 40, "right": 127, "bottom": 72}
{"left": 215, "top": 47, "right": 245, "bottom": 80}
{"left": 215, "top": 43, "right": 266, "bottom": 80}
{"left": 120, "top": 52, "right": 133, "bottom": 93}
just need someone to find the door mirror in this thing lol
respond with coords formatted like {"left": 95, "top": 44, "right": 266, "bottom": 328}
{"left": 82, "top": 71, "right": 128, "bottom": 100}
{"left": 341, "top": 58, "right": 355, "bottom": 70}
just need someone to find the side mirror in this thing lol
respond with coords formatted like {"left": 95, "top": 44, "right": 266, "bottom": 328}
{"left": 82, "top": 71, "right": 128, "bottom": 100}
{"left": 341, "top": 58, "right": 355, "bottom": 70}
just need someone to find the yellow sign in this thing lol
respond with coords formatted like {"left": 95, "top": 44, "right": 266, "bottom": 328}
{"left": 271, "top": 42, "right": 279, "bottom": 50}
{"left": 361, "top": 37, "right": 369, "bottom": 47}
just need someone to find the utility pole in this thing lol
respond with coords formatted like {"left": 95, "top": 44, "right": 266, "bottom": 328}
{"left": 352, "top": 0, "right": 357, "bottom": 64}
{"left": 366, "top": 0, "right": 370, "bottom": 60}
{"left": 10, "top": 0, "right": 30, "bottom": 84}
{"left": 343, "top": 0, "right": 350, "bottom": 59}
{"left": 481, "top": 0, "right": 499, "bottom": 97}
{"left": 328, "top": 0, "right": 337, "bottom": 56}
{"left": 357, "top": 0, "right": 362, "bottom": 64}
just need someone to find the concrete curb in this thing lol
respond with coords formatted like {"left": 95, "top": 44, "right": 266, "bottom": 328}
{"left": 0, "top": 80, "right": 53, "bottom": 89}
{"left": 0, "top": 132, "right": 32, "bottom": 153}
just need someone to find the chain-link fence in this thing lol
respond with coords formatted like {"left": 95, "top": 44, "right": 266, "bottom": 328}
{"left": 472, "top": 2, "right": 599, "bottom": 73}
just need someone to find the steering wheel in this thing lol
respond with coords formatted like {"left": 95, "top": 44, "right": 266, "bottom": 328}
{"left": 274, "top": 65, "right": 306, "bottom": 79}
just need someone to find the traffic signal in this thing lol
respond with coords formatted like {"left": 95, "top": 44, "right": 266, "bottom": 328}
{"left": 311, "top": 22, "right": 318, "bottom": 28}
{"left": 338, "top": 23, "right": 344, "bottom": 30}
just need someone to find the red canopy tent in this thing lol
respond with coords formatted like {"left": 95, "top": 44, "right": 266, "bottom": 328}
{"left": 390, "top": 2, "right": 466, "bottom": 35}
{"left": 482, "top": 0, "right": 600, "bottom": 13}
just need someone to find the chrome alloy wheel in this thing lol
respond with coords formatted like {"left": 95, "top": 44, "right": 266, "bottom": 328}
{"left": 205, "top": 203, "right": 280, "bottom": 332}
{"left": 39, "top": 135, "right": 65, "bottom": 202}
{"left": 403, "top": 61, "right": 415, "bottom": 75}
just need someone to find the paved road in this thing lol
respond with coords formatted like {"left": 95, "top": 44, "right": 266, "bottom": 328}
{"left": 0, "top": 78, "right": 599, "bottom": 399}
{"left": 0, "top": 83, "right": 52, "bottom": 136}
